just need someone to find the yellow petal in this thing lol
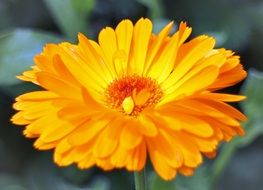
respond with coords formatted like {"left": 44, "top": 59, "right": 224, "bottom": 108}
{"left": 16, "top": 91, "right": 58, "bottom": 101}
{"left": 161, "top": 65, "right": 219, "bottom": 105}
{"left": 54, "top": 138, "right": 72, "bottom": 154}
{"left": 110, "top": 145, "right": 130, "bottom": 168}
{"left": 91, "top": 118, "right": 125, "bottom": 164}
{"left": 196, "top": 93, "right": 246, "bottom": 102}
{"left": 96, "top": 158, "right": 115, "bottom": 171}
{"left": 196, "top": 99, "right": 247, "bottom": 121}
{"left": 93, "top": 125, "right": 118, "bottom": 158}
{"left": 58, "top": 43, "right": 106, "bottom": 95}
{"left": 78, "top": 34, "right": 114, "bottom": 83}
{"left": 150, "top": 112, "right": 182, "bottom": 131}
{"left": 146, "top": 32, "right": 179, "bottom": 83}
{"left": 143, "top": 21, "right": 175, "bottom": 75}
{"left": 162, "top": 36, "right": 215, "bottom": 90}
{"left": 77, "top": 152, "right": 95, "bottom": 169}
{"left": 23, "top": 111, "right": 57, "bottom": 137}
{"left": 147, "top": 131, "right": 184, "bottom": 168}
{"left": 39, "top": 120, "right": 77, "bottom": 143}
{"left": 174, "top": 134, "right": 203, "bottom": 167}
{"left": 36, "top": 71, "right": 82, "bottom": 100}
{"left": 183, "top": 132, "right": 218, "bottom": 152}
{"left": 11, "top": 111, "right": 31, "bottom": 125}
{"left": 52, "top": 55, "right": 80, "bottom": 86}
{"left": 98, "top": 27, "right": 118, "bottom": 76}
{"left": 113, "top": 50, "right": 128, "bottom": 75}
{"left": 128, "top": 18, "right": 152, "bottom": 74}
{"left": 178, "top": 114, "right": 214, "bottom": 137}
{"left": 67, "top": 116, "right": 112, "bottom": 145}
{"left": 137, "top": 115, "right": 158, "bottom": 137}
{"left": 120, "top": 121, "right": 142, "bottom": 149}
{"left": 115, "top": 19, "right": 133, "bottom": 74}
{"left": 34, "top": 139, "right": 58, "bottom": 150}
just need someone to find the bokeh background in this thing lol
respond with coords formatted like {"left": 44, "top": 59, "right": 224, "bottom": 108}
{"left": 0, "top": 0, "right": 263, "bottom": 189}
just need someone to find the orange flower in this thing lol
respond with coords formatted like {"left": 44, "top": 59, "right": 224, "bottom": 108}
{"left": 12, "top": 18, "right": 247, "bottom": 180}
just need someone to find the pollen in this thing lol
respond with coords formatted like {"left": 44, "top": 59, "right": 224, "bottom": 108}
{"left": 105, "top": 75, "right": 163, "bottom": 116}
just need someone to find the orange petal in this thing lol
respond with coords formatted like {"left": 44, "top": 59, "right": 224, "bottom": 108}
{"left": 36, "top": 71, "right": 82, "bottom": 100}
{"left": 93, "top": 124, "right": 119, "bottom": 158}
{"left": 120, "top": 120, "right": 142, "bottom": 149}
{"left": 137, "top": 115, "right": 158, "bottom": 137}
{"left": 68, "top": 115, "right": 113, "bottom": 145}
{"left": 196, "top": 98, "right": 247, "bottom": 121}
{"left": 147, "top": 141, "right": 177, "bottom": 180}
{"left": 126, "top": 142, "right": 147, "bottom": 171}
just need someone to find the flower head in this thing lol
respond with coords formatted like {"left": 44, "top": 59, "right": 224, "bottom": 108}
{"left": 12, "top": 18, "right": 247, "bottom": 180}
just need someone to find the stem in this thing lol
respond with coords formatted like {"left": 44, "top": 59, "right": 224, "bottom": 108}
{"left": 134, "top": 168, "right": 148, "bottom": 190}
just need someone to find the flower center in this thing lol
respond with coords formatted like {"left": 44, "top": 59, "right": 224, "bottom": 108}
{"left": 105, "top": 75, "right": 163, "bottom": 116}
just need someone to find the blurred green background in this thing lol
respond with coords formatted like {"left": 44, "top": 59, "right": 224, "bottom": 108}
{"left": 0, "top": 0, "right": 263, "bottom": 189}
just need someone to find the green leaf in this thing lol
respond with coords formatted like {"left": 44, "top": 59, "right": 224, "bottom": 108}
{"left": 44, "top": 0, "right": 89, "bottom": 39}
{"left": 24, "top": 154, "right": 88, "bottom": 190}
{"left": 136, "top": 0, "right": 164, "bottom": 19}
{"left": 89, "top": 177, "right": 110, "bottom": 190}
{"left": 220, "top": 15, "right": 251, "bottom": 50}
{"left": 238, "top": 69, "right": 263, "bottom": 146}
{"left": 175, "top": 167, "right": 211, "bottom": 190}
{"left": 149, "top": 166, "right": 211, "bottom": 190}
{"left": 0, "top": 174, "right": 26, "bottom": 190}
{"left": 71, "top": 0, "right": 95, "bottom": 18}
{"left": 210, "top": 139, "right": 238, "bottom": 184}
{"left": 0, "top": 2, "right": 12, "bottom": 30}
{"left": 59, "top": 165, "right": 94, "bottom": 185}
{"left": 149, "top": 173, "right": 176, "bottom": 190}
{"left": 0, "top": 29, "right": 63, "bottom": 86}
{"left": 106, "top": 171, "right": 132, "bottom": 190}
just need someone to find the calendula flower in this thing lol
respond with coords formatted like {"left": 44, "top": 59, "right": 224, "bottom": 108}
{"left": 12, "top": 18, "right": 247, "bottom": 180}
